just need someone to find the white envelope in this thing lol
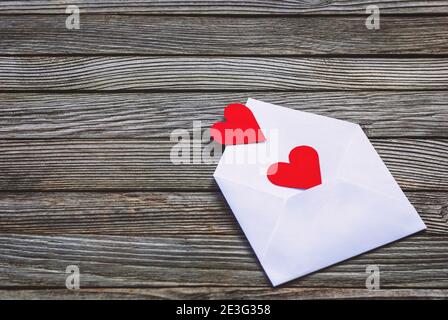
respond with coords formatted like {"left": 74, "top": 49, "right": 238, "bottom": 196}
{"left": 213, "top": 98, "right": 426, "bottom": 286}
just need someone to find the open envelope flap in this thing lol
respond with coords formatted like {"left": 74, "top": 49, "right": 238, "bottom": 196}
{"left": 261, "top": 180, "right": 427, "bottom": 286}
{"left": 214, "top": 174, "right": 285, "bottom": 259}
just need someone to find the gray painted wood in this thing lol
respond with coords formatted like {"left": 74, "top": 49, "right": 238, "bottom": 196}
{"left": 0, "top": 139, "right": 446, "bottom": 191}
{"left": 0, "top": 191, "right": 446, "bottom": 236}
{"left": 2, "top": 15, "right": 448, "bottom": 55}
{"left": 1, "top": 0, "right": 447, "bottom": 14}
{"left": 0, "top": 233, "right": 446, "bottom": 288}
{"left": 1, "top": 57, "right": 448, "bottom": 91}
{"left": 1, "top": 1, "right": 447, "bottom": 299}
{"left": 1, "top": 92, "right": 447, "bottom": 139}
{"left": 1, "top": 288, "right": 447, "bottom": 300}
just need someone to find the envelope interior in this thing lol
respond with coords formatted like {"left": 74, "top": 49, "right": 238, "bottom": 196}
{"left": 214, "top": 98, "right": 361, "bottom": 199}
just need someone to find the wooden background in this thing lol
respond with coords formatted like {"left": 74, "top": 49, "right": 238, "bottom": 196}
{"left": 0, "top": 0, "right": 448, "bottom": 299}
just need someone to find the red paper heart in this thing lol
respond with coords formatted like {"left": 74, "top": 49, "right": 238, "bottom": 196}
{"left": 211, "top": 103, "right": 266, "bottom": 145}
{"left": 267, "top": 146, "right": 322, "bottom": 189}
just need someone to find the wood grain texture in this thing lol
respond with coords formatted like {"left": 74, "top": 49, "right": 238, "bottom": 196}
{"left": 2, "top": 57, "right": 448, "bottom": 91}
{"left": 1, "top": 288, "right": 447, "bottom": 300}
{"left": 3, "top": 15, "right": 448, "bottom": 55}
{"left": 1, "top": 92, "right": 447, "bottom": 139}
{"left": 0, "top": 139, "right": 446, "bottom": 191}
{"left": 1, "top": 2, "right": 447, "bottom": 300}
{"left": 0, "top": 233, "right": 446, "bottom": 288}
{"left": 1, "top": 0, "right": 448, "bottom": 14}
{"left": 0, "top": 191, "right": 446, "bottom": 236}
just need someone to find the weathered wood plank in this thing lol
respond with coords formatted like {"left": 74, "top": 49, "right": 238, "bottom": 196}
{"left": 1, "top": 57, "right": 448, "bottom": 91}
{"left": 0, "top": 233, "right": 447, "bottom": 288}
{"left": 0, "top": 139, "right": 446, "bottom": 191}
{"left": 3, "top": 15, "right": 448, "bottom": 55}
{"left": 1, "top": 92, "right": 448, "bottom": 139}
{"left": 1, "top": 0, "right": 447, "bottom": 14}
{"left": 0, "top": 288, "right": 447, "bottom": 300}
{"left": 0, "top": 191, "right": 446, "bottom": 236}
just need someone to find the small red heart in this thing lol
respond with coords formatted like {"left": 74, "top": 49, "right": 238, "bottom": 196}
{"left": 211, "top": 103, "right": 266, "bottom": 145}
{"left": 267, "top": 146, "right": 322, "bottom": 189}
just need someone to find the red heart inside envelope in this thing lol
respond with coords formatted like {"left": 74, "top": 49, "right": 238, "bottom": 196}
{"left": 211, "top": 103, "right": 266, "bottom": 145}
{"left": 267, "top": 146, "right": 322, "bottom": 189}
